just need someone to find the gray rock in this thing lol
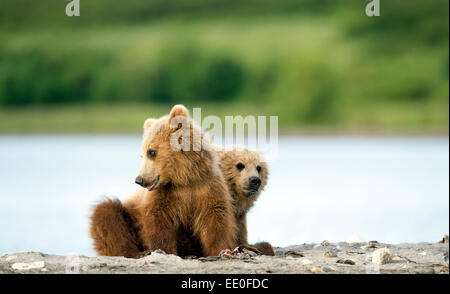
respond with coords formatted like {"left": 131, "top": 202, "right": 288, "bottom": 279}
{"left": 321, "top": 240, "right": 331, "bottom": 246}
{"left": 372, "top": 248, "right": 393, "bottom": 264}
{"left": 280, "top": 251, "right": 304, "bottom": 257}
{"left": 336, "top": 258, "right": 356, "bottom": 265}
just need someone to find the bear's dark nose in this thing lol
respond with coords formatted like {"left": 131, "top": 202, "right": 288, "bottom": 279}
{"left": 249, "top": 176, "right": 261, "bottom": 189}
{"left": 135, "top": 176, "right": 146, "bottom": 187}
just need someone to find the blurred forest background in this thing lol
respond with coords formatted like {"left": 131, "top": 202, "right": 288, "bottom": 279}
{"left": 0, "top": 0, "right": 448, "bottom": 134}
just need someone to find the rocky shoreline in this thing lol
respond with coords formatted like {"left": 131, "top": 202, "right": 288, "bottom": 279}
{"left": 1, "top": 239, "right": 448, "bottom": 274}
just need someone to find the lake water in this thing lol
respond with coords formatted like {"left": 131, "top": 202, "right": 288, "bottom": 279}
{"left": 0, "top": 135, "right": 448, "bottom": 257}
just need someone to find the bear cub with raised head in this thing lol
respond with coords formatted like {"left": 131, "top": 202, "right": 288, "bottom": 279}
{"left": 177, "top": 147, "right": 275, "bottom": 257}
{"left": 90, "top": 105, "right": 236, "bottom": 258}
{"left": 218, "top": 148, "right": 275, "bottom": 256}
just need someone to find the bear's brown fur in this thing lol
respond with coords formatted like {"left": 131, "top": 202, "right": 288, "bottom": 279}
{"left": 175, "top": 147, "right": 275, "bottom": 257}
{"left": 89, "top": 198, "right": 144, "bottom": 257}
{"left": 90, "top": 105, "right": 236, "bottom": 258}
{"left": 218, "top": 148, "right": 274, "bottom": 256}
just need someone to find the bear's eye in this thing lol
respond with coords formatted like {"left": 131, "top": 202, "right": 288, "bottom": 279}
{"left": 147, "top": 149, "right": 157, "bottom": 159}
{"left": 256, "top": 165, "right": 262, "bottom": 173}
{"left": 236, "top": 163, "right": 245, "bottom": 171}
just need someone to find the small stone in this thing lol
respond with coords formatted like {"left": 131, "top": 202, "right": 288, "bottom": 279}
{"left": 301, "top": 258, "right": 312, "bottom": 265}
{"left": 366, "top": 241, "right": 379, "bottom": 248}
{"left": 336, "top": 259, "right": 355, "bottom": 265}
{"left": 346, "top": 251, "right": 365, "bottom": 256}
{"left": 41, "top": 268, "right": 48, "bottom": 272}
{"left": 372, "top": 248, "right": 393, "bottom": 264}
{"left": 241, "top": 248, "right": 258, "bottom": 257}
{"left": 140, "top": 260, "right": 147, "bottom": 265}
{"left": 11, "top": 261, "right": 45, "bottom": 271}
{"left": 410, "top": 268, "right": 435, "bottom": 274}
{"left": 321, "top": 240, "right": 330, "bottom": 246}
{"left": 419, "top": 251, "right": 427, "bottom": 256}
{"left": 281, "top": 251, "right": 304, "bottom": 257}
{"left": 310, "top": 267, "right": 323, "bottom": 273}
{"left": 439, "top": 235, "right": 449, "bottom": 244}
{"left": 324, "top": 251, "right": 337, "bottom": 258}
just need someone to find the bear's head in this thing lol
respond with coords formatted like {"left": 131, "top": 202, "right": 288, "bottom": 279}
{"left": 219, "top": 149, "right": 268, "bottom": 214}
{"left": 135, "top": 105, "right": 216, "bottom": 190}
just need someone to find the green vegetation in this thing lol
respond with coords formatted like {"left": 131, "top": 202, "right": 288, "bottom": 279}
{"left": 0, "top": 0, "right": 448, "bottom": 133}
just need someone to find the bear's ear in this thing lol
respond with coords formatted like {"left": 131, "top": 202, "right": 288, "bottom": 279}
{"left": 168, "top": 104, "right": 189, "bottom": 129}
{"left": 169, "top": 104, "right": 189, "bottom": 120}
{"left": 143, "top": 118, "right": 156, "bottom": 129}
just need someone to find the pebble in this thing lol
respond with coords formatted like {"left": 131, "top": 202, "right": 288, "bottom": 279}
{"left": 346, "top": 251, "right": 364, "bottom": 256}
{"left": 372, "top": 248, "right": 393, "bottom": 264}
{"left": 11, "top": 261, "right": 45, "bottom": 271}
{"left": 281, "top": 251, "right": 304, "bottom": 257}
{"left": 241, "top": 249, "right": 258, "bottom": 257}
{"left": 366, "top": 241, "right": 379, "bottom": 249}
{"left": 321, "top": 240, "right": 330, "bottom": 246}
{"left": 419, "top": 251, "right": 427, "bottom": 256}
{"left": 310, "top": 267, "right": 323, "bottom": 273}
{"left": 324, "top": 251, "right": 337, "bottom": 258}
{"left": 409, "top": 268, "right": 435, "bottom": 274}
{"left": 301, "top": 258, "right": 312, "bottom": 265}
{"left": 336, "top": 259, "right": 355, "bottom": 265}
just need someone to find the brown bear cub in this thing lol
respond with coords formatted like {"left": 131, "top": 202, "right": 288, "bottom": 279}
{"left": 218, "top": 148, "right": 275, "bottom": 256}
{"left": 90, "top": 105, "right": 236, "bottom": 258}
{"left": 176, "top": 148, "right": 275, "bottom": 257}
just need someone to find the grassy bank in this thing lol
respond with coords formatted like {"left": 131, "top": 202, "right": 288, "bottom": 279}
{"left": 0, "top": 102, "right": 447, "bottom": 134}
{"left": 0, "top": 1, "right": 448, "bottom": 134}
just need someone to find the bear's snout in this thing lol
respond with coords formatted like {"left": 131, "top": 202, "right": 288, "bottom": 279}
{"left": 249, "top": 176, "right": 261, "bottom": 190}
{"left": 135, "top": 176, "right": 147, "bottom": 187}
